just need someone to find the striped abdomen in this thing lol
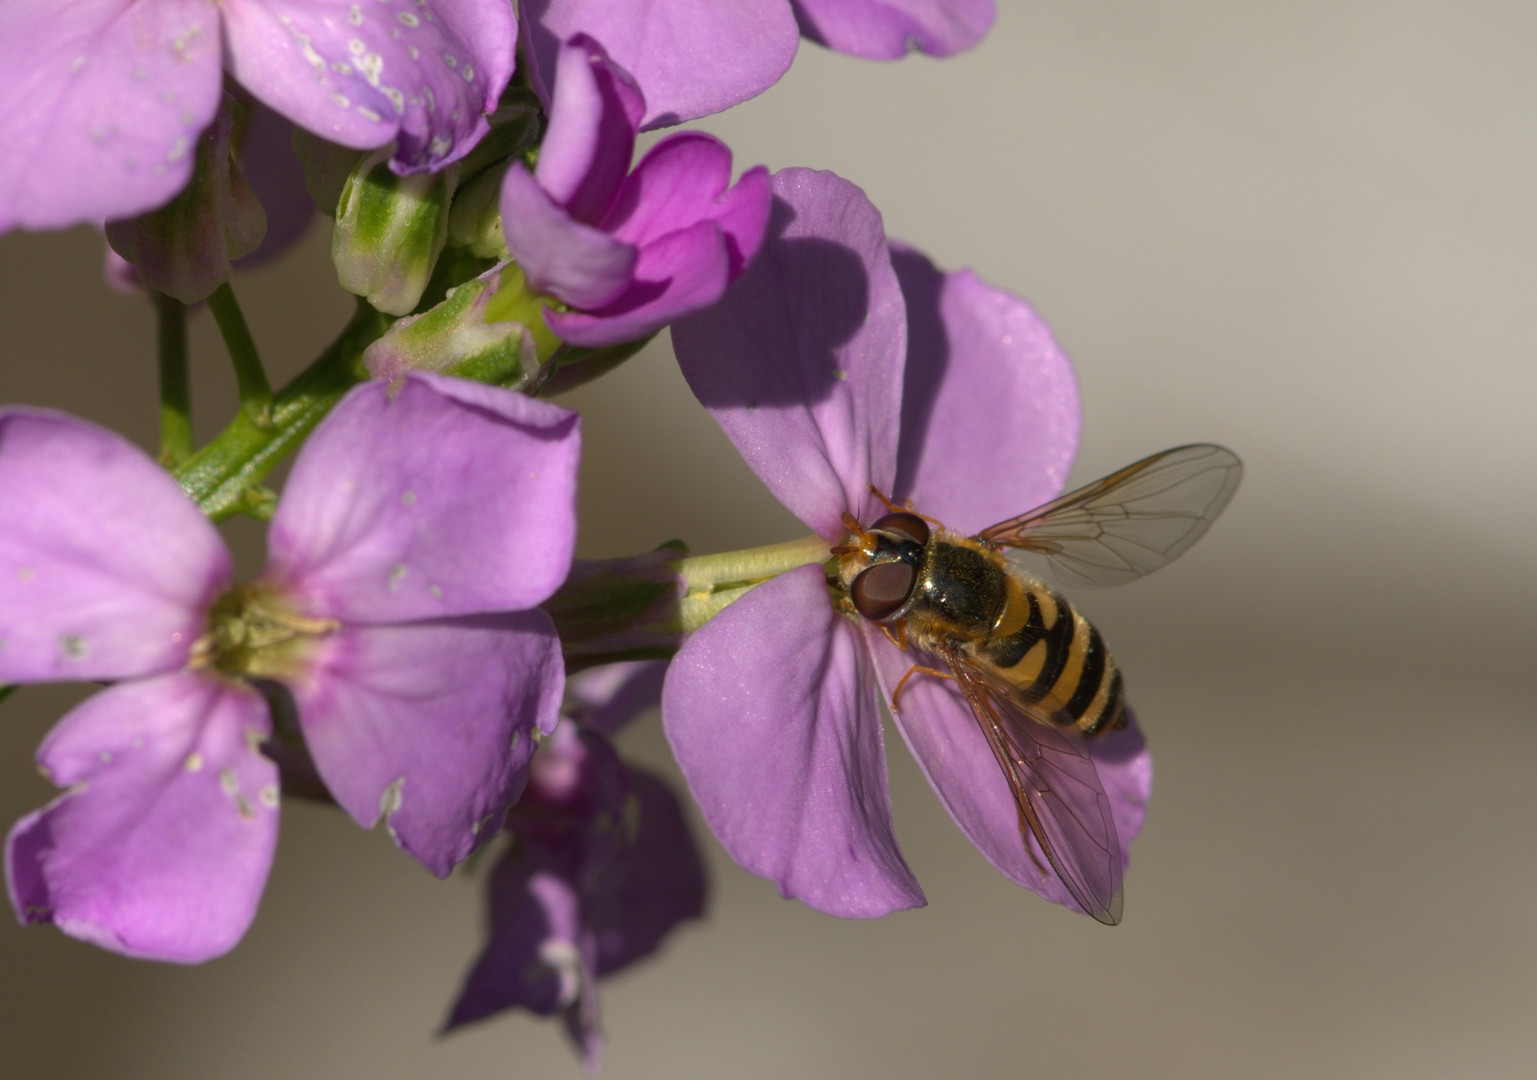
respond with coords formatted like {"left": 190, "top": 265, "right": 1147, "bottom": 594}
{"left": 970, "top": 573, "right": 1126, "bottom": 736}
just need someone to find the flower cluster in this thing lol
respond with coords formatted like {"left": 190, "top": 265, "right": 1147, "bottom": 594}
{"left": 0, "top": 0, "right": 1199, "bottom": 1072}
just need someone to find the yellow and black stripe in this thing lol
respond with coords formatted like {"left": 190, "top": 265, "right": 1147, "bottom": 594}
{"left": 976, "top": 575, "right": 1126, "bottom": 736}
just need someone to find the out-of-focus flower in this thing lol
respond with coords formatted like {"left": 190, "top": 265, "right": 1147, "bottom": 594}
{"left": 662, "top": 168, "right": 1151, "bottom": 918}
{"left": 0, "top": 0, "right": 516, "bottom": 233}
{"left": 102, "top": 92, "right": 267, "bottom": 304}
{"left": 499, "top": 35, "right": 770, "bottom": 348}
{"left": 446, "top": 661, "right": 706, "bottom": 1072}
{"left": 520, "top": 0, "right": 995, "bottom": 129}
{"left": 1, "top": 374, "right": 580, "bottom": 962}
{"left": 98, "top": 96, "right": 315, "bottom": 298}
{"left": 791, "top": 0, "right": 996, "bottom": 60}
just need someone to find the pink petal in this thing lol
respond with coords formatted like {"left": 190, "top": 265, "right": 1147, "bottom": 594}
{"left": 866, "top": 630, "right": 1151, "bottom": 914}
{"left": 604, "top": 134, "right": 760, "bottom": 251}
{"left": 671, "top": 168, "right": 907, "bottom": 537}
{"left": 7, "top": 673, "right": 277, "bottom": 963}
{"left": 545, "top": 217, "right": 728, "bottom": 347}
{"left": 0, "top": 409, "right": 230, "bottom": 684}
{"left": 890, "top": 246, "right": 1080, "bottom": 533}
{"left": 266, "top": 375, "right": 580, "bottom": 623}
{"left": 662, "top": 566, "right": 924, "bottom": 917}
{"left": 792, "top": 0, "right": 994, "bottom": 59}
{"left": 0, "top": 0, "right": 223, "bottom": 231}
{"left": 221, "top": 0, "right": 515, "bottom": 173}
{"left": 500, "top": 163, "right": 638, "bottom": 309}
{"left": 289, "top": 612, "right": 565, "bottom": 876}
{"left": 535, "top": 35, "right": 644, "bottom": 220}
{"left": 521, "top": 0, "right": 799, "bottom": 129}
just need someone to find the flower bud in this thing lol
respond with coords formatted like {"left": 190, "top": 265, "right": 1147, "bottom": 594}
{"left": 362, "top": 268, "right": 535, "bottom": 386}
{"left": 331, "top": 148, "right": 456, "bottom": 315}
{"left": 104, "top": 94, "right": 265, "bottom": 304}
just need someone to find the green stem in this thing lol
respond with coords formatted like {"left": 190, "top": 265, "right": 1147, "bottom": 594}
{"left": 173, "top": 300, "right": 390, "bottom": 521}
{"left": 206, "top": 283, "right": 273, "bottom": 427}
{"left": 548, "top": 534, "right": 835, "bottom": 669}
{"left": 671, "top": 534, "right": 831, "bottom": 599}
{"left": 155, "top": 292, "right": 193, "bottom": 466}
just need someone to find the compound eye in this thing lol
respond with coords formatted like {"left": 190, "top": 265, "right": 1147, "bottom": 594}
{"left": 871, "top": 511, "right": 929, "bottom": 546}
{"left": 850, "top": 561, "right": 917, "bottom": 621}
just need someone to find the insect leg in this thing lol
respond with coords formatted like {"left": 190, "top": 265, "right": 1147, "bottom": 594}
{"left": 890, "top": 662, "right": 956, "bottom": 712}
{"left": 865, "top": 484, "right": 943, "bottom": 526}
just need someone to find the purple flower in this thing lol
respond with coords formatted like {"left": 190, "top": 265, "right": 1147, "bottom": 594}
{"left": 663, "top": 168, "right": 1152, "bottom": 918}
{"left": 499, "top": 35, "right": 771, "bottom": 347}
{"left": 0, "top": 0, "right": 516, "bottom": 233}
{"left": 0, "top": 374, "right": 580, "bottom": 962}
{"left": 520, "top": 0, "right": 995, "bottom": 129}
{"left": 792, "top": 0, "right": 996, "bottom": 60}
{"left": 446, "top": 661, "right": 706, "bottom": 1072}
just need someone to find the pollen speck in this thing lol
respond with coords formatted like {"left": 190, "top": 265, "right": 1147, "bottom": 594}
{"left": 219, "top": 769, "right": 240, "bottom": 797}
{"left": 379, "top": 776, "right": 405, "bottom": 819}
{"left": 258, "top": 785, "right": 280, "bottom": 809}
{"left": 185, "top": 752, "right": 204, "bottom": 773}
{"left": 60, "top": 634, "right": 87, "bottom": 659}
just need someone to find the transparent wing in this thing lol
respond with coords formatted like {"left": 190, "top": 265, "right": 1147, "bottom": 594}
{"left": 977, "top": 443, "right": 1242, "bottom": 589}
{"left": 941, "top": 647, "right": 1123, "bottom": 925}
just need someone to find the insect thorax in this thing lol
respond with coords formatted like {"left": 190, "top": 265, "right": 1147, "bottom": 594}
{"left": 906, "top": 535, "right": 1011, "bottom": 641}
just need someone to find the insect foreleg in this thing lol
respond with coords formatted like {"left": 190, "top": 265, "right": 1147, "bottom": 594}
{"left": 889, "top": 662, "right": 955, "bottom": 712}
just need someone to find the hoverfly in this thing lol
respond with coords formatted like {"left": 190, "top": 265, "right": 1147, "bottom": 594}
{"left": 831, "top": 444, "right": 1242, "bottom": 925}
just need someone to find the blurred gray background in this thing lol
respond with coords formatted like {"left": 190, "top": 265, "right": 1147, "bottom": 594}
{"left": 3, "top": 3, "right": 1535, "bottom": 1077}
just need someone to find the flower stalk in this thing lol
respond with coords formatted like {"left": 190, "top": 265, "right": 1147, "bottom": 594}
{"left": 173, "top": 300, "right": 389, "bottom": 521}
{"left": 547, "top": 534, "right": 833, "bottom": 668}
{"left": 155, "top": 292, "right": 192, "bottom": 466}
{"left": 207, "top": 283, "right": 273, "bottom": 427}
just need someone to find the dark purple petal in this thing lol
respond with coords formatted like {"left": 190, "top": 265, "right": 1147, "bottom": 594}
{"left": 792, "top": 0, "right": 994, "bottom": 59}
{"left": 521, "top": 0, "right": 799, "bottom": 128}
{"left": 266, "top": 375, "right": 580, "bottom": 623}
{"left": 672, "top": 168, "right": 906, "bottom": 537}
{"left": 0, "top": 409, "right": 230, "bottom": 684}
{"left": 662, "top": 566, "right": 924, "bottom": 917}
{"left": 866, "top": 631, "right": 1151, "bottom": 913}
{"left": 592, "top": 766, "right": 707, "bottom": 975}
{"left": 444, "top": 845, "right": 592, "bottom": 1037}
{"left": 288, "top": 612, "right": 565, "bottom": 876}
{"left": 535, "top": 34, "right": 644, "bottom": 221}
{"left": 545, "top": 217, "right": 729, "bottom": 347}
{"left": 221, "top": 0, "right": 516, "bottom": 173}
{"left": 500, "top": 163, "right": 638, "bottom": 309}
{"left": 447, "top": 730, "right": 704, "bottom": 1073}
{"left": 6, "top": 673, "right": 277, "bottom": 963}
{"left": 234, "top": 96, "right": 314, "bottom": 264}
{"left": 0, "top": 0, "right": 223, "bottom": 231}
{"left": 890, "top": 246, "right": 1079, "bottom": 533}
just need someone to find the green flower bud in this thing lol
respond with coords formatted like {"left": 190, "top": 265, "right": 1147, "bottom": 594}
{"left": 331, "top": 149, "right": 457, "bottom": 316}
